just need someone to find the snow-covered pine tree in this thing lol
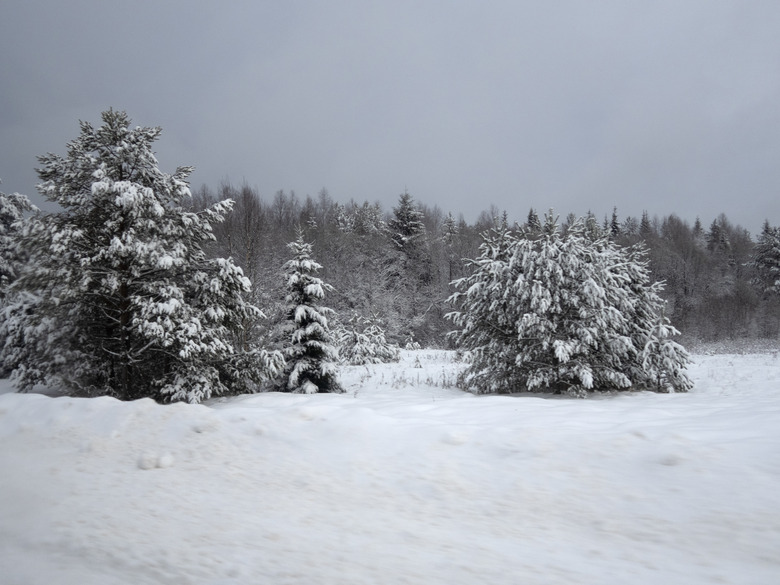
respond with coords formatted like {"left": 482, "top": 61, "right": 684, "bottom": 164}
{"left": 0, "top": 110, "right": 283, "bottom": 402}
{"left": 751, "top": 221, "right": 780, "bottom": 295}
{"left": 0, "top": 186, "right": 37, "bottom": 376}
{"left": 0, "top": 185, "right": 36, "bottom": 298}
{"left": 584, "top": 210, "right": 604, "bottom": 241}
{"left": 610, "top": 207, "right": 621, "bottom": 240}
{"left": 387, "top": 190, "right": 426, "bottom": 252}
{"left": 385, "top": 190, "right": 435, "bottom": 341}
{"left": 526, "top": 208, "right": 541, "bottom": 232}
{"left": 640, "top": 211, "right": 653, "bottom": 239}
{"left": 445, "top": 221, "right": 518, "bottom": 390}
{"left": 447, "top": 212, "right": 692, "bottom": 395}
{"left": 707, "top": 218, "right": 730, "bottom": 254}
{"left": 338, "top": 313, "right": 401, "bottom": 365}
{"left": 441, "top": 212, "right": 458, "bottom": 246}
{"left": 277, "top": 230, "right": 342, "bottom": 393}
{"left": 352, "top": 201, "right": 384, "bottom": 235}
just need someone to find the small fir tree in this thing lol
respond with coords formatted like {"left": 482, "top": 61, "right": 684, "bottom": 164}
{"left": 622, "top": 216, "right": 639, "bottom": 238}
{"left": 338, "top": 313, "right": 400, "bottom": 365}
{"left": 693, "top": 217, "right": 704, "bottom": 240}
{"left": 447, "top": 212, "right": 692, "bottom": 395}
{"left": 584, "top": 210, "right": 604, "bottom": 241}
{"left": 278, "top": 231, "right": 342, "bottom": 393}
{"left": 610, "top": 207, "right": 621, "bottom": 240}
{"left": 526, "top": 208, "right": 542, "bottom": 232}
{"left": 442, "top": 212, "right": 458, "bottom": 245}
{"left": 404, "top": 332, "right": 422, "bottom": 350}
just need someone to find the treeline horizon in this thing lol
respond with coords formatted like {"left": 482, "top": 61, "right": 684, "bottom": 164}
{"left": 191, "top": 181, "right": 780, "bottom": 347}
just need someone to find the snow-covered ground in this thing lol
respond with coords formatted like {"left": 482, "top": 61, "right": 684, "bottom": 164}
{"left": 1, "top": 350, "right": 779, "bottom": 585}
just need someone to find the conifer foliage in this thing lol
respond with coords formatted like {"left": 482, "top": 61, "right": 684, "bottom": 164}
{"left": 0, "top": 187, "right": 35, "bottom": 297}
{"left": 448, "top": 212, "right": 692, "bottom": 395}
{"left": 338, "top": 313, "right": 401, "bottom": 365}
{"left": 751, "top": 221, "right": 780, "bottom": 296}
{"left": 278, "top": 231, "right": 342, "bottom": 393}
{"left": 387, "top": 190, "right": 426, "bottom": 252}
{"left": 0, "top": 110, "right": 282, "bottom": 403}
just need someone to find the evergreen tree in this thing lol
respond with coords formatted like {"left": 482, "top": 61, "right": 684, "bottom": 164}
{"left": 352, "top": 201, "right": 384, "bottom": 235}
{"left": 526, "top": 208, "right": 541, "bottom": 232}
{"left": 338, "top": 313, "right": 400, "bottom": 365}
{"left": 707, "top": 218, "right": 730, "bottom": 253}
{"left": 0, "top": 110, "right": 283, "bottom": 402}
{"left": 441, "top": 212, "right": 458, "bottom": 245}
{"left": 693, "top": 217, "right": 704, "bottom": 240}
{"left": 0, "top": 186, "right": 36, "bottom": 298}
{"left": 387, "top": 190, "right": 426, "bottom": 252}
{"left": 385, "top": 190, "right": 434, "bottom": 338}
{"left": 640, "top": 211, "right": 653, "bottom": 239}
{"left": 622, "top": 216, "right": 639, "bottom": 238}
{"left": 277, "top": 231, "right": 342, "bottom": 393}
{"left": 447, "top": 212, "right": 692, "bottom": 395}
{"left": 0, "top": 187, "right": 36, "bottom": 375}
{"left": 584, "top": 210, "right": 604, "bottom": 241}
{"left": 500, "top": 210, "right": 510, "bottom": 230}
{"left": 335, "top": 203, "right": 353, "bottom": 233}
{"left": 610, "top": 207, "right": 621, "bottom": 240}
{"left": 751, "top": 221, "right": 780, "bottom": 295}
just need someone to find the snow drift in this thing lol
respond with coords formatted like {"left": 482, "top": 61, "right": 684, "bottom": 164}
{"left": 1, "top": 350, "right": 779, "bottom": 584}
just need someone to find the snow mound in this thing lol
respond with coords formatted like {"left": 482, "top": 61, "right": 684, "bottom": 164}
{"left": 137, "top": 452, "right": 175, "bottom": 470}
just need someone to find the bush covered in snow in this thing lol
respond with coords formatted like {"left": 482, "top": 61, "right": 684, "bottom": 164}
{"left": 0, "top": 110, "right": 283, "bottom": 403}
{"left": 338, "top": 313, "right": 401, "bottom": 365}
{"left": 447, "top": 212, "right": 692, "bottom": 395}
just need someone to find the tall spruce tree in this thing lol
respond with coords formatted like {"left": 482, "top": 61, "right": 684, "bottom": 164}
{"left": 385, "top": 190, "right": 435, "bottom": 339}
{"left": 448, "top": 212, "right": 692, "bottom": 395}
{"left": 387, "top": 190, "right": 426, "bottom": 252}
{"left": 0, "top": 110, "right": 283, "bottom": 402}
{"left": 707, "top": 218, "right": 730, "bottom": 253}
{"left": 277, "top": 231, "right": 342, "bottom": 393}
{"left": 640, "top": 211, "right": 653, "bottom": 239}
{"left": 751, "top": 221, "right": 780, "bottom": 295}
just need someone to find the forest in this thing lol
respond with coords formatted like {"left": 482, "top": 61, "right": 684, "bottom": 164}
{"left": 192, "top": 180, "right": 780, "bottom": 349}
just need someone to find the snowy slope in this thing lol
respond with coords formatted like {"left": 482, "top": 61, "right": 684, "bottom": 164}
{"left": 1, "top": 351, "right": 779, "bottom": 584}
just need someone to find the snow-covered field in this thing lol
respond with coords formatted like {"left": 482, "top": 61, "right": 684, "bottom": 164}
{"left": 1, "top": 350, "right": 779, "bottom": 585}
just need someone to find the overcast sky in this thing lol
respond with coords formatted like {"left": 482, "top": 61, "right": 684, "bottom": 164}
{"left": 2, "top": 1, "right": 779, "bottom": 233}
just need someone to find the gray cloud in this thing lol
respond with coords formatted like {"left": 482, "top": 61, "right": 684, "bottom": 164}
{"left": 1, "top": 0, "right": 778, "bottom": 232}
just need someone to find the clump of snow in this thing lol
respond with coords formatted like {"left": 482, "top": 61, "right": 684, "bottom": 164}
{"left": 137, "top": 452, "right": 174, "bottom": 470}
{"left": 1, "top": 350, "right": 780, "bottom": 584}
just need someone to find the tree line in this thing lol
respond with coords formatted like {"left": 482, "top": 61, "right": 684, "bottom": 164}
{"left": 192, "top": 183, "right": 780, "bottom": 347}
